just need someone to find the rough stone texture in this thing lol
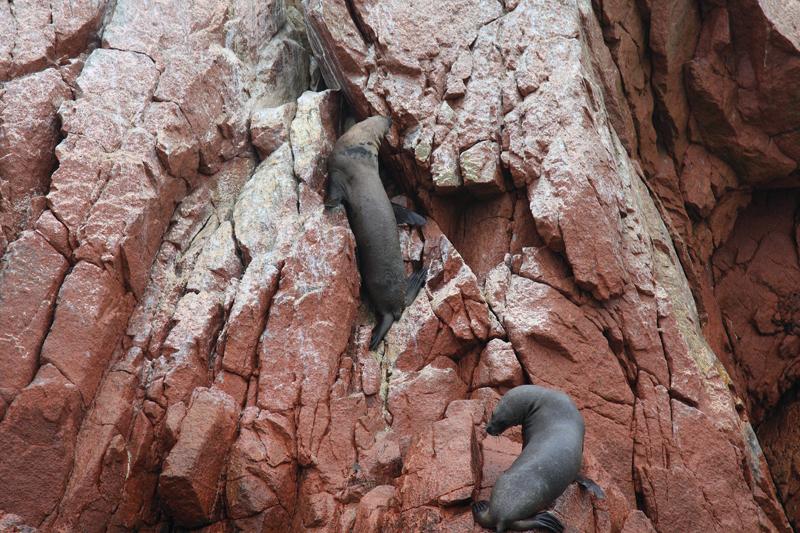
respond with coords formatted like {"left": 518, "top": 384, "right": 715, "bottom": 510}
{"left": 0, "top": 0, "right": 799, "bottom": 531}
{"left": 0, "top": 69, "right": 71, "bottom": 254}
{"left": 0, "top": 365, "right": 82, "bottom": 526}
{"left": 0, "top": 232, "right": 68, "bottom": 403}
{"left": 159, "top": 388, "right": 239, "bottom": 527}
{"left": 472, "top": 339, "right": 524, "bottom": 390}
{"left": 251, "top": 102, "right": 298, "bottom": 159}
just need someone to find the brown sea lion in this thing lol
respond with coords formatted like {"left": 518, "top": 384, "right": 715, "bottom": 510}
{"left": 326, "top": 116, "right": 427, "bottom": 350}
{"left": 473, "top": 385, "right": 605, "bottom": 533}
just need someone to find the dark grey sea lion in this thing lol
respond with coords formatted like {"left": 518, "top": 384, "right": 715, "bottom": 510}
{"left": 325, "top": 116, "right": 427, "bottom": 350}
{"left": 473, "top": 385, "right": 605, "bottom": 533}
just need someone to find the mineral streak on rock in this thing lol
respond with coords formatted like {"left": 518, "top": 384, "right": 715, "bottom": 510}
{"left": 0, "top": 0, "right": 798, "bottom": 530}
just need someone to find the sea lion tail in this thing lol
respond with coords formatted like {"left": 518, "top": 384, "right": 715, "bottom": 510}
{"left": 576, "top": 474, "right": 606, "bottom": 499}
{"left": 508, "top": 511, "right": 564, "bottom": 533}
{"left": 404, "top": 267, "right": 428, "bottom": 307}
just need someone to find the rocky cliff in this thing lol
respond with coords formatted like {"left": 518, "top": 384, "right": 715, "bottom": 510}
{"left": 0, "top": 0, "right": 798, "bottom": 531}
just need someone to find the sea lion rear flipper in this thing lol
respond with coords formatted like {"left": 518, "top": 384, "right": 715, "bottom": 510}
{"left": 576, "top": 474, "right": 606, "bottom": 499}
{"left": 391, "top": 202, "right": 427, "bottom": 226}
{"left": 404, "top": 267, "right": 428, "bottom": 307}
{"left": 370, "top": 313, "right": 394, "bottom": 351}
{"left": 509, "top": 511, "right": 564, "bottom": 533}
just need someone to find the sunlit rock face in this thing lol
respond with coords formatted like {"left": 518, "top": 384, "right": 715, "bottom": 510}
{"left": 0, "top": 0, "right": 798, "bottom": 531}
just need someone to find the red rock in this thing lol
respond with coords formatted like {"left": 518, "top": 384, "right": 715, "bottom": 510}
{"left": 353, "top": 485, "right": 398, "bottom": 533}
{"left": 154, "top": 49, "right": 248, "bottom": 174}
{"left": 256, "top": 211, "right": 359, "bottom": 465}
{"left": 213, "top": 371, "right": 248, "bottom": 407}
{"left": 712, "top": 192, "right": 800, "bottom": 420}
{"left": 399, "top": 409, "right": 479, "bottom": 509}
{"left": 299, "top": 491, "right": 337, "bottom": 528}
{"left": 40, "top": 261, "right": 134, "bottom": 404}
{"left": 460, "top": 141, "right": 506, "bottom": 197}
{"left": 471, "top": 339, "right": 524, "bottom": 390}
{"left": 304, "top": 0, "right": 374, "bottom": 115}
{"left": 477, "top": 432, "right": 518, "bottom": 500}
{"left": 34, "top": 210, "right": 71, "bottom": 257}
{"left": 0, "top": 0, "right": 797, "bottom": 529}
{"left": 59, "top": 49, "right": 159, "bottom": 151}
{"left": 185, "top": 221, "right": 242, "bottom": 294}
{"left": 144, "top": 101, "right": 200, "bottom": 179}
{"left": 707, "top": 191, "right": 751, "bottom": 247}
{"left": 290, "top": 90, "right": 339, "bottom": 197}
{"left": 0, "top": 232, "right": 69, "bottom": 402}
{"left": 194, "top": 521, "right": 235, "bottom": 533}
{"left": 251, "top": 103, "right": 297, "bottom": 159}
{"left": 360, "top": 352, "right": 382, "bottom": 396}
{"left": 384, "top": 281, "right": 444, "bottom": 372}
{"left": 760, "top": 393, "right": 800, "bottom": 531}
{"left": 221, "top": 257, "right": 281, "bottom": 378}
{"left": 232, "top": 144, "right": 301, "bottom": 262}
{"left": 648, "top": 0, "right": 700, "bottom": 159}
{"left": 226, "top": 409, "right": 296, "bottom": 525}
{"left": 386, "top": 506, "right": 472, "bottom": 532}
{"left": 358, "top": 431, "right": 403, "bottom": 485}
{"left": 1, "top": 1, "right": 53, "bottom": 78}
{"left": 0, "top": 69, "right": 70, "bottom": 248}
{"left": 159, "top": 388, "right": 239, "bottom": 527}
{"left": 40, "top": 362, "right": 141, "bottom": 532}
{"left": 387, "top": 357, "right": 468, "bottom": 449}
{"left": 450, "top": 195, "right": 515, "bottom": 284}
{"left": 621, "top": 510, "right": 657, "bottom": 533}
{"left": 427, "top": 234, "right": 493, "bottom": 343}
{"left": 51, "top": 0, "right": 108, "bottom": 57}
{"left": 512, "top": 245, "right": 580, "bottom": 301}
{"left": 158, "top": 292, "right": 224, "bottom": 405}
{"left": 226, "top": 0, "right": 286, "bottom": 62}
{"left": 0, "top": 365, "right": 82, "bottom": 526}
{"left": 164, "top": 401, "right": 188, "bottom": 450}
{"left": 0, "top": 511, "right": 38, "bottom": 532}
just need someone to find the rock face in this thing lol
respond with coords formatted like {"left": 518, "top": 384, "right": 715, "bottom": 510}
{"left": 0, "top": 0, "right": 797, "bottom": 531}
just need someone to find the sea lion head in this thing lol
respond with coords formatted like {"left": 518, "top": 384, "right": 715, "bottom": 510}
{"left": 485, "top": 399, "right": 519, "bottom": 436}
{"left": 485, "top": 385, "right": 536, "bottom": 436}
{"left": 332, "top": 116, "right": 393, "bottom": 163}
{"left": 356, "top": 115, "right": 392, "bottom": 148}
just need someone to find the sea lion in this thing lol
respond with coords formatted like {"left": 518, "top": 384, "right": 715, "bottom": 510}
{"left": 472, "top": 385, "right": 604, "bottom": 533}
{"left": 326, "top": 116, "right": 427, "bottom": 350}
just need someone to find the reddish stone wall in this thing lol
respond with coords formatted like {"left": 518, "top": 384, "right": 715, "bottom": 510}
{"left": 0, "top": 0, "right": 798, "bottom": 531}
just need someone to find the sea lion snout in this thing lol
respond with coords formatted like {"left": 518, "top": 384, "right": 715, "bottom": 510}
{"left": 485, "top": 421, "right": 502, "bottom": 436}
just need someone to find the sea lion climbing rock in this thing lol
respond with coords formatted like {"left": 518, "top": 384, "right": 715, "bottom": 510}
{"left": 473, "top": 385, "right": 604, "bottom": 533}
{"left": 326, "top": 116, "right": 427, "bottom": 350}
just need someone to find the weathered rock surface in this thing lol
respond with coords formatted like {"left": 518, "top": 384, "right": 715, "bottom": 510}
{"left": 0, "top": 0, "right": 798, "bottom": 531}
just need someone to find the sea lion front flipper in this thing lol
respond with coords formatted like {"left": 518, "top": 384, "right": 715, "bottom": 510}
{"left": 391, "top": 202, "right": 427, "bottom": 226}
{"left": 325, "top": 167, "right": 350, "bottom": 208}
{"left": 324, "top": 179, "right": 347, "bottom": 208}
{"left": 369, "top": 312, "right": 394, "bottom": 350}
{"left": 508, "top": 511, "right": 564, "bottom": 533}
{"left": 404, "top": 267, "right": 428, "bottom": 307}
{"left": 576, "top": 474, "right": 606, "bottom": 499}
{"left": 471, "top": 501, "right": 494, "bottom": 529}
